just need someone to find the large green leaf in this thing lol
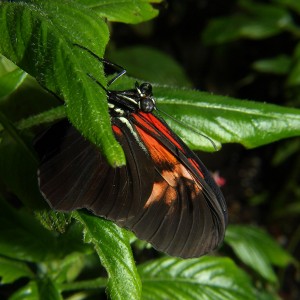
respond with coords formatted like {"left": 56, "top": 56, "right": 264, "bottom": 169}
{"left": 74, "top": 212, "right": 142, "bottom": 300}
{"left": 0, "top": 0, "right": 125, "bottom": 166}
{"left": 76, "top": 0, "right": 162, "bottom": 24}
{"left": 153, "top": 85, "right": 300, "bottom": 151}
{"left": 138, "top": 256, "right": 255, "bottom": 300}
{"left": 225, "top": 225, "right": 294, "bottom": 283}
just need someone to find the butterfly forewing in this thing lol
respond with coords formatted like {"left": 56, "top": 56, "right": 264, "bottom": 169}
{"left": 36, "top": 82, "right": 227, "bottom": 258}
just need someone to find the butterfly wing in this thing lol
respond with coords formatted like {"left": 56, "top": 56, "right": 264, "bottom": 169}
{"left": 35, "top": 120, "right": 154, "bottom": 222}
{"left": 122, "top": 112, "right": 227, "bottom": 257}
{"left": 36, "top": 113, "right": 227, "bottom": 258}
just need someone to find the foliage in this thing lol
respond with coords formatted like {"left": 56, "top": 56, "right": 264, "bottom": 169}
{"left": 0, "top": 0, "right": 299, "bottom": 299}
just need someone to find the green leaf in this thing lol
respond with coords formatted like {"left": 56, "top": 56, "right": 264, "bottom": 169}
{"left": 16, "top": 106, "right": 66, "bottom": 130}
{"left": 0, "top": 0, "right": 125, "bottom": 166}
{"left": 252, "top": 55, "right": 291, "bottom": 75}
{"left": 108, "top": 46, "right": 192, "bottom": 87}
{"left": 0, "top": 64, "right": 27, "bottom": 99}
{"left": 138, "top": 256, "right": 256, "bottom": 300}
{"left": 76, "top": 0, "right": 162, "bottom": 24}
{"left": 74, "top": 212, "right": 142, "bottom": 300}
{"left": 152, "top": 85, "right": 300, "bottom": 151}
{"left": 0, "top": 256, "right": 33, "bottom": 284}
{"left": 202, "top": 0, "right": 296, "bottom": 44}
{"left": 225, "top": 225, "right": 294, "bottom": 283}
{"left": 0, "top": 197, "right": 58, "bottom": 262}
{"left": 9, "top": 281, "right": 38, "bottom": 300}
{"left": 49, "top": 252, "right": 86, "bottom": 284}
{"left": 0, "top": 111, "right": 43, "bottom": 208}
{"left": 287, "top": 42, "right": 300, "bottom": 85}
{"left": 37, "top": 277, "right": 63, "bottom": 300}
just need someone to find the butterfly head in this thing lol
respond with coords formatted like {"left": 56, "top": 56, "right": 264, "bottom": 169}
{"left": 135, "top": 82, "right": 156, "bottom": 113}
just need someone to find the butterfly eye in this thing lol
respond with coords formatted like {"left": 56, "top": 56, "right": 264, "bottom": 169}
{"left": 139, "top": 82, "right": 152, "bottom": 96}
{"left": 139, "top": 97, "right": 155, "bottom": 112}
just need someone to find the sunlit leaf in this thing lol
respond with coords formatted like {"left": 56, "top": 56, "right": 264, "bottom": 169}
{"left": 76, "top": 0, "right": 162, "bottom": 24}
{"left": 139, "top": 256, "right": 255, "bottom": 300}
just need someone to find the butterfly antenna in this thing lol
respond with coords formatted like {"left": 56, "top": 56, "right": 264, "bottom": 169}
{"left": 155, "top": 108, "right": 218, "bottom": 151}
{"left": 73, "top": 43, "right": 126, "bottom": 87}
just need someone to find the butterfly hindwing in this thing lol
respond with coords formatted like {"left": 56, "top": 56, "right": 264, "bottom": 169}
{"left": 121, "top": 111, "right": 227, "bottom": 257}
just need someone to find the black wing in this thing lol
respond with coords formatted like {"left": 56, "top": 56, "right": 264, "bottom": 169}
{"left": 35, "top": 120, "right": 154, "bottom": 223}
{"left": 36, "top": 115, "right": 227, "bottom": 258}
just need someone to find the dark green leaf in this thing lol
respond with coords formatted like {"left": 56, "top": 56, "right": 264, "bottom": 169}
{"left": 202, "top": 0, "right": 296, "bottom": 44}
{"left": 0, "top": 197, "right": 58, "bottom": 262}
{"left": 50, "top": 252, "right": 86, "bottom": 284}
{"left": 0, "top": 111, "right": 42, "bottom": 208}
{"left": 76, "top": 0, "right": 162, "bottom": 24}
{"left": 37, "top": 277, "right": 62, "bottom": 300}
{"left": 252, "top": 55, "right": 291, "bottom": 75}
{"left": 0, "top": 256, "right": 33, "bottom": 284}
{"left": 17, "top": 106, "right": 66, "bottom": 130}
{"left": 108, "top": 46, "right": 192, "bottom": 87}
{"left": 9, "top": 281, "right": 38, "bottom": 300}
{"left": 225, "top": 225, "right": 294, "bottom": 283}
{"left": 274, "top": 0, "right": 300, "bottom": 14}
{"left": 287, "top": 42, "right": 300, "bottom": 85}
{"left": 138, "top": 256, "right": 255, "bottom": 300}
{"left": 74, "top": 212, "right": 142, "bottom": 300}
{"left": 0, "top": 0, "right": 125, "bottom": 166}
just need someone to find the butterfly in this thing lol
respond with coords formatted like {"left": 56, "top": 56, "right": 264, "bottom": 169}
{"left": 35, "top": 55, "right": 227, "bottom": 258}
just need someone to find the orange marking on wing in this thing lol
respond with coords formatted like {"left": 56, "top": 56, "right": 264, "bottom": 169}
{"left": 144, "top": 164, "right": 203, "bottom": 208}
{"left": 144, "top": 180, "right": 177, "bottom": 208}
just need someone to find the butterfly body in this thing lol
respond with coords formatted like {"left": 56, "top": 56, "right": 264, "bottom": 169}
{"left": 36, "top": 82, "right": 227, "bottom": 258}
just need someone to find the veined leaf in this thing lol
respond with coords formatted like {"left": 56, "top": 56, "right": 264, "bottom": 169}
{"left": 74, "top": 212, "right": 142, "bottom": 300}
{"left": 138, "top": 256, "right": 255, "bottom": 300}
{"left": 154, "top": 86, "right": 300, "bottom": 151}
{"left": 0, "top": 0, "right": 125, "bottom": 166}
